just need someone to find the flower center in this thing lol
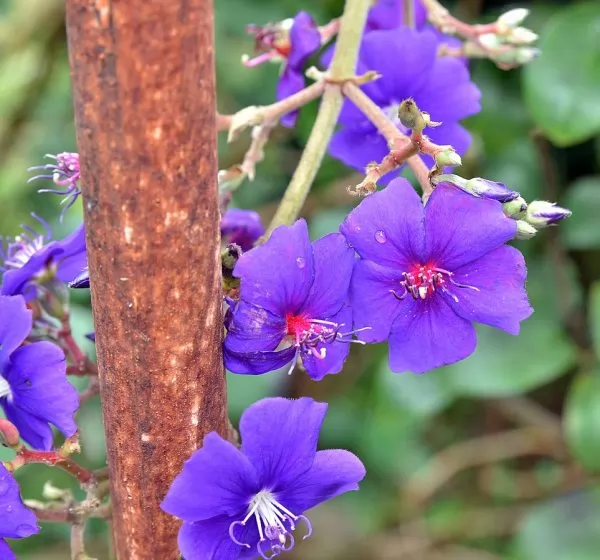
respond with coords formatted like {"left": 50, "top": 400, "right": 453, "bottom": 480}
{"left": 243, "top": 22, "right": 292, "bottom": 67}
{"left": 229, "top": 490, "right": 312, "bottom": 560}
{"left": 285, "top": 313, "right": 343, "bottom": 360}
{"left": 391, "top": 264, "right": 479, "bottom": 303}
{"left": 2, "top": 234, "right": 47, "bottom": 271}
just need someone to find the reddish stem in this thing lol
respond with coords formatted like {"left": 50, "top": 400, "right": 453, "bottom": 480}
{"left": 12, "top": 448, "right": 94, "bottom": 486}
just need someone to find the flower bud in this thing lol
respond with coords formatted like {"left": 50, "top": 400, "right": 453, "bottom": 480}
{"left": 516, "top": 220, "right": 537, "bottom": 240}
{"left": 503, "top": 196, "right": 528, "bottom": 219}
{"left": 0, "top": 418, "right": 20, "bottom": 448}
{"left": 498, "top": 8, "right": 529, "bottom": 29}
{"left": 42, "top": 482, "right": 72, "bottom": 501}
{"left": 515, "top": 47, "right": 541, "bottom": 65}
{"left": 464, "top": 178, "right": 520, "bottom": 202}
{"left": 398, "top": 99, "right": 426, "bottom": 132}
{"left": 479, "top": 33, "right": 502, "bottom": 49}
{"left": 526, "top": 200, "right": 572, "bottom": 228}
{"left": 435, "top": 148, "right": 462, "bottom": 168}
{"left": 508, "top": 27, "right": 539, "bottom": 45}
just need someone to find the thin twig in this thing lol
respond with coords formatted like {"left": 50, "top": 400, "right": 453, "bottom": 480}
{"left": 403, "top": 427, "right": 565, "bottom": 507}
{"left": 342, "top": 82, "right": 433, "bottom": 195}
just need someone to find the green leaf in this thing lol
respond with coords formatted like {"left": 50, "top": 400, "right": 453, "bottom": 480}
{"left": 561, "top": 177, "right": 600, "bottom": 249}
{"left": 513, "top": 486, "right": 600, "bottom": 560}
{"left": 564, "top": 373, "right": 600, "bottom": 471}
{"left": 523, "top": 2, "right": 600, "bottom": 146}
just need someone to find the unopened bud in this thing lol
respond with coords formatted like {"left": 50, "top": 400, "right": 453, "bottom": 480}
{"left": 494, "top": 46, "right": 540, "bottom": 67}
{"left": 42, "top": 482, "right": 72, "bottom": 501}
{"left": 398, "top": 99, "right": 426, "bottom": 132}
{"left": 498, "top": 8, "right": 529, "bottom": 29}
{"left": 508, "top": 27, "right": 538, "bottom": 45}
{"left": 435, "top": 148, "right": 462, "bottom": 168}
{"left": 0, "top": 418, "right": 20, "bottom": 448}
{"left": 526, "top": 200, "right": 572, "bottom": 228}
{"left": 515, "top": 47, "right": 541, "bottom": 65}
{"left": 503, "top": 196, "right": 528, "bottom": 218}
{"left": 222, "top": 244, "right": 243, "bottom": 275}
{"left": 516, "top": 220, "right": 537, "bottom": 240}
{"left": 479, "top": 33, "right": 502, "bottom": 49}
{"left": 464, "top": 178, "right": 520, "bottom": 202}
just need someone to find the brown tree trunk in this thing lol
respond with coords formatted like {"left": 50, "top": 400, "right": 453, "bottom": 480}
{"left": 65, "top": 1, "right": 227, "bottom": 558}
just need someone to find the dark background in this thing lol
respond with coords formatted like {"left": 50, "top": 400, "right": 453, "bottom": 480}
{"left": 1, "top": 0, "right": 599, "bottom": 558}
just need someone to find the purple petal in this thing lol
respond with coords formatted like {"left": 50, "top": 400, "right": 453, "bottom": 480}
{"left": 5, "top": 341, "right": 79, "bottom": 447}
{"left": 0, "top": 296, "right": 31, "bottom": 362}
{"left": 240, "top": 397, "right": 327, "bottom": 489}
{"left": 424, "top": 122, "right": 473, "bottom": 162}
{"left": 328, "top": 127, "right": 390, "bottom": 176}
{"left": 0, "top": 541, "right": 15, "bottom": 560}
{"left": 234, "top": 220, "right": 314, "bottom": 317}
{"left": 300, "top": 306, "right": 352, "bottom": 381}
{"left": 55, "top": 224, "right": 87, "bottom": 283}
{"left": 178, "top": 516, "right": 260, "bottom": 560}
{"left": 0, "top": 245, "right": 61, "bottom": 299}
{"left": 366, "top": 0, "right": 427, "bottom": 31}
{"left": 358, "top": 28, "right": 438, "bottom": 101}
{"left": 424, "top": 184, "right": 517, "bottom": 270}
{"left": 415, "top": 57, "right": 481, "bottom": 122}
{"left": 0, "top": 464, "right": 39, "bottom": 540}
{"left": 350, "top": 259, "right": 405, "bottom": 342}
{"left": 341, "top": 178, "right": 426, "bottom": 268}
{"left": 388, "top": 296, "right": 476, "bottom": 373}
{"left": 277, "top": 67, "right": 306, "bottom": 128}
{"left": 161, "top": 432, "right": 258, "bottom": 522}
{"left": 221, "top": 209, "right": 264, "bottom": 252}
{"left": 225, "top": 301, "right": 286, "bottom": 354}
{"left": 225, "top": 346, "right": 297, "bottom": 376}
{"left": 301, "top": 233, "right": 354, "bottom": 318}
{"left": 278, "top": 449, "right": 365, "bottom": 513}
{"left": 444, "top": 246, "right": 533, "bottom": 335}
{"left": 2, "top": 403, "right": 54, "bottom": 450}
{"left": 288, "top": 12, "right": 321, "bottom": 69}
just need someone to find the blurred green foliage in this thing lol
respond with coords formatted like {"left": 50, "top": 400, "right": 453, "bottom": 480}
{"left": 1, "top": 0, "right": 600, "bottom": 558}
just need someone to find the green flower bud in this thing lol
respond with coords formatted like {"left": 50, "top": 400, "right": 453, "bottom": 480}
{"left": 503, "top": 196, "right": 528, "bottom": 219}
{"left": 434, "top": 148, "right": 462, "bottom": 168}
{"left": 516, "top": 220, "right": 537, "bottom": 240}
{"left": 398, "top": 99, "right": 426, "bottom": 132}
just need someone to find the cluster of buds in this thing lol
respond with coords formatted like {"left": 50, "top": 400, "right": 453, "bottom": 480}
{"left": 478, "top": 9, "right": 540, "bottom": 69}
{"left": 434, "top": 174, "right": 571, "bottom": 239}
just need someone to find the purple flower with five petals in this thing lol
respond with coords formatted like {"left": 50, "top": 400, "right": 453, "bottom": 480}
{"left": 341, "top": 179, "right": 533, "bottom": 373}
{"left": 0, "top": 295, "right": 79, "bottom": 449}
{"left": 0, "top": 463, "right": 39, "bottom": 559}
{"left": 221, "top": 209, "right": 265, "bottom": 252}
{"left": 224, "top": 220, "right": 359, "bottom": 380}
{"left": 161, "top": 397, "right": 365, "bottom": 560}
{"left": 326, "top": 28, "right": 480, "bottom": 182}
{"left": 245, "top": 13, "right": 321, "bottom": 127}
{"left": 1, "top": 220, "right": 86, "bottom": 300}
{"left": 367, "top": 0, "right": 427, "bottom": 31}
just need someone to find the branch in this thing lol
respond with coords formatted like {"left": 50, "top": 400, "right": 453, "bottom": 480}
{"left": 403, "top": 427, "right": 565, "bottom": 508}
{"left": 65, "top": 2, "right": 230, "bottom": 559}
{"left": 342, "top": 83, "right": 433, "bottom": 195}
{"left": 266, "top": 0, "right": 372, "bottom": 234}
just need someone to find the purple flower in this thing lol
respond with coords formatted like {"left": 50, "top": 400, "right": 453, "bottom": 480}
{"left": 367, "top": 0, "right": 427, "bottom": 31}
{"left": 28, "top": 152, "right": 81, "bottom": 218}
{"left": 161, "top": 397, "right": 365, "bottom": 560}
{"left": 0, "top": 295, "right": 79, "bottom": 449}
{"left": 224, "top": 220, "right": 358, "bottom": 380}
{"left": 221, "top": 209, "right": 265, "bottom": 252}
{"left": 245, "top": 13, "right": 321, "bottom": 127}
{"left": 1, "top": 220, "right": 86, "bottom": 300}
{"left": 341, "top": 179, "right": 533, "bottom": 374}
{"left": 326, "top": 28, "right": 480, "bottom": 182}
{"left": 0, "top": 463, "right": 39, "bottom": 559}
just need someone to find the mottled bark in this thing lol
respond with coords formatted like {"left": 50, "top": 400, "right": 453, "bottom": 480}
{"left": 65, "top": 1, "right": 227, "bottom": 558}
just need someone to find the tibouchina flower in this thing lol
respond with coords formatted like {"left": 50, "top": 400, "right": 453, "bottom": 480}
{"left": 221, "top": 209, "right": 265, "bottom": 252}
{"left": 224, "top": 220, "right": 359, "bottom": 380}
{"left": 0, "top": 295, "right": 79, "bottom": 449}
{"left": 1, "top": 220, "right": 86, "bottom": 300}
{"left": 0, "top": 463, "right": 39, "bottom": 559}
{"left": 245, "top": 12, "right": 321, "bottom": 127}
{"left": 341, "top": 179, "right": 533, "bottom": 373}
{"left": 326, "top": 28, "right": 480, "bottom": 182}
{"left": 161, "top": 397, "right": 366, "bottom": 560}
